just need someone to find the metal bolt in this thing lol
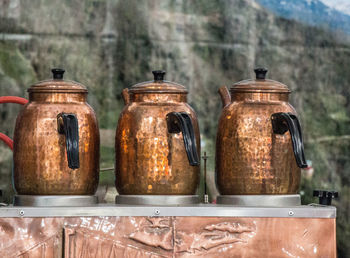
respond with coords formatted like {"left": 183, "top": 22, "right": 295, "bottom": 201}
{"left": 19, "top": 210, "right": 25, "bottom": 216}
{"left": 154, "top": 209, "right": 160, "bottom": 215}
{"left": 288, "top": 210, "right": 294, "bottom": 216}
{"left": 204, "top": 195, "right": 209, "bottom": 204}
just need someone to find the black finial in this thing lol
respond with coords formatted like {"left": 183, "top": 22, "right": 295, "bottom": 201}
{"left": 313, "top": 190, "right": 338, "bottom": 205}
{"left": 52, "top": 68, "right": 65, "bottom": 80}
{"left": 152, "top": 70, "right": 166, "bottom": 82}
{"left": 254, "top": 67, "right": 268, "bottom": 80}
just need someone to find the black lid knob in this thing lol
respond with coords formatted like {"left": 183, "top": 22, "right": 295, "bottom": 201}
{"left": 254, "top": 67, "right": 268, "bottom": 80}
{"left": 313, "top": 190, "right": 338, "bottom": 205}
{"left": 152, "top": 70, "right": 166, "bottom": 82}
{"left": 52, "top": 68, "right": 65, "bottom": 80}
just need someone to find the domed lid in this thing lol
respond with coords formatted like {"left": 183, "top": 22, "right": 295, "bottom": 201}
{"left": 231, "top": 68, "right": 290, "bottom": 93}
{"left": 129, "top": 70, "right": 188, "bottom": 94}
{"left": 28, "top": 68, "right": 88, "bottom": 93}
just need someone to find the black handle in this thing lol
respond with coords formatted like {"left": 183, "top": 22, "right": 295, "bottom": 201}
{"left": 52, "top": 68, "right": 65, "bottom": 80}
{"left": 254, "top": 67, "right": 268, "bottom": 80}
{"left": 271, "top": 112, "right": 307, "bottom": 168}
{"left": 152, "top": 70, "right": 166, "bottom": 82}
{"left": 313, "top": 190, "right": 338, "bottom": 205}
{"left": 166, "top": 112, "right": 200, "bottom": 166}
{"left": 57, "top": 113, "right": 80, "bottom": 169}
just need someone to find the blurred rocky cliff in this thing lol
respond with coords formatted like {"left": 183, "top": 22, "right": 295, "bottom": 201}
{"left": 1, "top": 0, "right": 350, "bottom": 255}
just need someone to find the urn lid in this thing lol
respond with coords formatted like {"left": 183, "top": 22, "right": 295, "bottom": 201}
{"left": 231, "top": 68, "right": 290, "bottom": 93}
{"left": 28, "top": 68, "right": 88, "bottom": 93}
{"left": 129, "top": 70, "right": 188, "bottom": 94}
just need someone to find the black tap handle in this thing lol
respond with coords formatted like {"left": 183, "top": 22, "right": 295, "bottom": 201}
{"left": 152, "top": 70, "right": 166, "bottom": 82}
{"left": 271, "top": 112, "right": 307, "bottom": 168}
{"left": 254, "top": 67, "right": 268, "bottom": 80}
{"left": 57, "top": 113, "right": 80, "bottom": 169}
{"left": 313, "top": 190, "right": 338, "bottom": 205}
{"left": 52, "top": 68, "right": 65, "bottom": 80}
{"left": 166, "top": 112, "right": 200, "bottom": 166}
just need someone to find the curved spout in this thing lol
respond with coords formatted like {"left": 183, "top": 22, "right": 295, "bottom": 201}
{"left": 122, "top": 88, "right": 130, "bottom": 105}
{"left": 218, "top": 86, "right": 231, "bottom": 107}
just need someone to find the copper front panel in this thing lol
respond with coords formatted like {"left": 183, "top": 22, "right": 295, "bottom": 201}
{"left": 0, "top": 218, "right": 62, "bottom": 258}
{"left": 0, "top": 216, "right": 336, "bottom": 257}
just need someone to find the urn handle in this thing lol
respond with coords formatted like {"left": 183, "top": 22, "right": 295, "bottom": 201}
{"left": 271, "top": 112, "right": 307, "bottom": 168}
{"left": 57, "top": 113, "right": 80, "bottom": 169}
{"left": 166, "top": 112, "right": 200, "bottom": 166}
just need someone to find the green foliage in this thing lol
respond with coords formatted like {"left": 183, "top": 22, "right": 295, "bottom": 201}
{"left": 1, "top": 0, "right": 350, "bottom": 255}
{"left": 0, "top": 42, "right": 36, "bottom": 87}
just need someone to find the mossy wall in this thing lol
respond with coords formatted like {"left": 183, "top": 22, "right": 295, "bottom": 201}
{"left": 1, "top": 0, "right": 350, "bottom": 255}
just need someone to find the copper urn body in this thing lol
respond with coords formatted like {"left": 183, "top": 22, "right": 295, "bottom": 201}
{"left": 13, "top": 69, "right": 100, "bottom": 195}
{"left": 216, "top": 68, "right": 307, "bottom": 195}
{"left": 115, "top": 71, "right": 200, "bottom": 195}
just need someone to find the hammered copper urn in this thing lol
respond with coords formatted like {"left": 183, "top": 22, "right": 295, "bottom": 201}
{"left": 12, "top": 68, "right": 100, "bottom": 198}
{"left": 216, "top": 68, "right": 307, "bottom": 197}
{"left": 115, "top": 70, "right": 200, "bottom": 203}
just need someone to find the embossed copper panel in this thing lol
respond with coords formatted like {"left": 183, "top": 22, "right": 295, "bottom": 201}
{"left": 0, "top": 216, "right": 336, "bottom": 257}
{"left": 174, "top": 217, "right": 336, "bottom": 257}
{"left": 0, "top": 218, "right": 62, "bottom": 258}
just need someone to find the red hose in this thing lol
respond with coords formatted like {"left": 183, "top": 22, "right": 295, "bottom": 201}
{"left": 0, "top": 96, "right": 28, "bottom": 150}
{"left": 0, "top": 133, "right": 13, "bottom": 150}
{"left": 0, "top": 96, "right": 28, "bottom": 105}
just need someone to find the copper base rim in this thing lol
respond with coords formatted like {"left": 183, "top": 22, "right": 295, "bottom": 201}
{"left": 13, "top": 195, "right": 98, "bottom": 207}
{"left": 115, "top": 195, "right": 200, "bottom": 205}
{"left": 216, "top": 194, "right": 301, "bottom": 207}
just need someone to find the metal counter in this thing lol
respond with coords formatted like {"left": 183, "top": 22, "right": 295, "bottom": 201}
{"left": 0, "top": 203, "right": 336, "bottom": 218}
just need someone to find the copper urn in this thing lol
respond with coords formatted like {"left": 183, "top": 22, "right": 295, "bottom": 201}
{"left": 12, "top": 68, "right": 100, "bottom": 195}
{"left": 216, "top": 68, "right": 307, "bottom": 195}
{"left": 115, "top": 70, "right": 200, "bottom": 195}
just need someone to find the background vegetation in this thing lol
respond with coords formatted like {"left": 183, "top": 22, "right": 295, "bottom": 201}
{"left": 0, "top": 0, "right": 349, "bottom": 256}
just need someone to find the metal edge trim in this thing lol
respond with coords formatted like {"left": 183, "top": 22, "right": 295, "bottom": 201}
{"left": 0, "top": 205, "right": 336, "bottom": 218}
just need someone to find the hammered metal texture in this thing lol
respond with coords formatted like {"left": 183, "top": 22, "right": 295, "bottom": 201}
{"left": 0, "top": 216, "right": 336, "bottom": 257}
{"left": 0, "top": 218, "right": 62, "bottom": 258}
{"left": 216, "top": 90, "right": 301, "bottom": 195}
{"left": 13, "top": 91, "right": 100, "bottom": 195}
{"left": 115, "top": 92, "right": 200, "bottom": 195}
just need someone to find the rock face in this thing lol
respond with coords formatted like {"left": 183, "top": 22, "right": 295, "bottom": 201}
{"left": 0, "top": 0, "right": 350, "bottom": 255}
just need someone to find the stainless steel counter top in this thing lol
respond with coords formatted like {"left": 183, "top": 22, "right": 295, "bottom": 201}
{"left": 0, "top": 204, "right": 336, "bottom": 218}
